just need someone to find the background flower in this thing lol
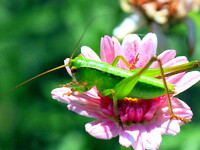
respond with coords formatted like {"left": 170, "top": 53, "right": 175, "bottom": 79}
{"left": 114, "top": 0, "right": 200, "bottom": 56}
{"left": 121, "top": 0, "right": 200, "bottom": 24}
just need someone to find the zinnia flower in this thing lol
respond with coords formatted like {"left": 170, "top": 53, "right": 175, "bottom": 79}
{"left": 114, "top": 0, "right": 200, "bottom": 39}
{"left": 51, "top": 33, "right": 200, "bottom": 150}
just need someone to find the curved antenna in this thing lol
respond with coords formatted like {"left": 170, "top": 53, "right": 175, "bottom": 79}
{"left": 69, "top": 21, "right": 90, "bottom": 60}
{"left": 1, "top": 64, "right": 69, "bottom": 96}
{"left": 69, "top": 15, "right": 108, "bottom": 60}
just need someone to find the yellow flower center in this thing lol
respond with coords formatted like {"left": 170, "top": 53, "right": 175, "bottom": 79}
{"left": 123, "top": 97, "right": 143, "bottom": 104}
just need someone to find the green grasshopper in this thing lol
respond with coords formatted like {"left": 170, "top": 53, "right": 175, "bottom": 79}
{"left": 2, "top": 25, "right": 199, "bottom": 124}
{"left": 62, "top": 53, "right": 198, "bottom": 123}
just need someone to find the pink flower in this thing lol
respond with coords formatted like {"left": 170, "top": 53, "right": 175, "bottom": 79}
{"left": 51, "top": 33, "right": 200, "bottom": 150}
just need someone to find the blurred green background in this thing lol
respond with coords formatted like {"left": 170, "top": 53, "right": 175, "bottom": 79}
{"left": 0, "top": 0, "right": 200, "bottom": 150}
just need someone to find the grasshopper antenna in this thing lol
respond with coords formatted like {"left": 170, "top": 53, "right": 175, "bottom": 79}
{"left": 1, "top": 15, "right": 109, "bottom": 96}
{"left": 1, "top": 64, "right": 69, "bottom": 96}
{"left": 69, "top": 14, "right": 109, "bottom": 60}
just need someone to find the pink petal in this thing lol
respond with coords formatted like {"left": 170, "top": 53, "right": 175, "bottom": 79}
{"left": 100, "top": 36, "right": 116, "bottom": 64}
{"left": 121, "top": 34, "right": 141, "bottom": 69}
{"left": 51, "top": 87, "right": 73, "bottom": 104}
{"left": 154, "top": 97, "right": 192, "bottom": 135}
{"left": 143, "top": 101, "right": 159, "bottom": 121}
{"left": 175, "top": 71, "right": 200, "bottom": 94}
{"left": 99, "top": 108, "right": 114, "bottom": 117}
{"left": 170, "top": 97, "right": 191, "bottom": 110}
{"left": 136, "top": 33, "right": 157, "bottom": 68}
{"left": 67, "top": 104, "right": 105, "bottom": 119}
{"left": 85, "top": 119, "right": 119, "bottom": 139}
{"left": 51, "top": 88, "right": 100, "bottom": 106}
{"left": 169, "top": 98, "right": 193, "bottom": 125}
{"left": 150, "top": 50, "right": 176, "bottom": 68}
{"left": 132, "top": 124, "right": 147, "bottom": 150}
{"left": 162, "top": 56, "right": 188, "bottom": 67}
{"left": 144, "top": 123, "right": 162, "bottom": 149}
{"left": 161, "top": 120, "right": 180, "bottom": 135}
{"left": 81, "top": 87, "right": 100, "bottom": 100}
{"left": 119, "top": 124, "right": 140, "bottom": 147}
{"left": 64, "top": 58, "right": 72, "bottom": 76}
{"left": 161, "top": 56, "right": 189, "bottom": 84}
{"left": 81, "top": 46, "right": 101, "bottom": 61}
{"left": 153, "top": 110, "right": 180, "bottom": 135}
{"left": 166, "top": 72, "right": 185, "bottom": 84}
{"left": 112, "top": 36, "right": 122, "bottom": 57}
{"left": 110, "top": 37, "right": 123, "bottom": 68}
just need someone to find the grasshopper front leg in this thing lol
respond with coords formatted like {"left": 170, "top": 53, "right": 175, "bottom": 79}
{"left": 111, "top": 54, "right": 139, "bottom": 68}
{"left": 60, "top": 81, "right": 92, "bottom": 94}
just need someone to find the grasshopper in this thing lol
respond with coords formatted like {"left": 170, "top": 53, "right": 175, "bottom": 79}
{"left": 61, "top": 53, "right": 198, "bottom": 123}
{"left": 2, "top": 25, "right": 199, "bottom": 124}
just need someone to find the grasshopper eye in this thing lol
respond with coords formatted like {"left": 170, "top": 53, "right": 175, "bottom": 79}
{"left": 71, "top": 67, "right": 78, "bottom": 74}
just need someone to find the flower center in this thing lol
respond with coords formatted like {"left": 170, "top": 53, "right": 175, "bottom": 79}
{"left": 122, "top": 97, "right": 142, "bottom": 104}
{"left": 100, "top": 95, "right": 166, "bottom": 125}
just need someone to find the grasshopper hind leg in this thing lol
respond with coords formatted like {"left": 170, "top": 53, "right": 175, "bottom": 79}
{"left": 155, "top": 57, "right": 191, "bottom": 123}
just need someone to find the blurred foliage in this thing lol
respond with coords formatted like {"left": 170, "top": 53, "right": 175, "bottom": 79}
{"left": 0, "top": 0, "right": 199, "bottom": 150}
